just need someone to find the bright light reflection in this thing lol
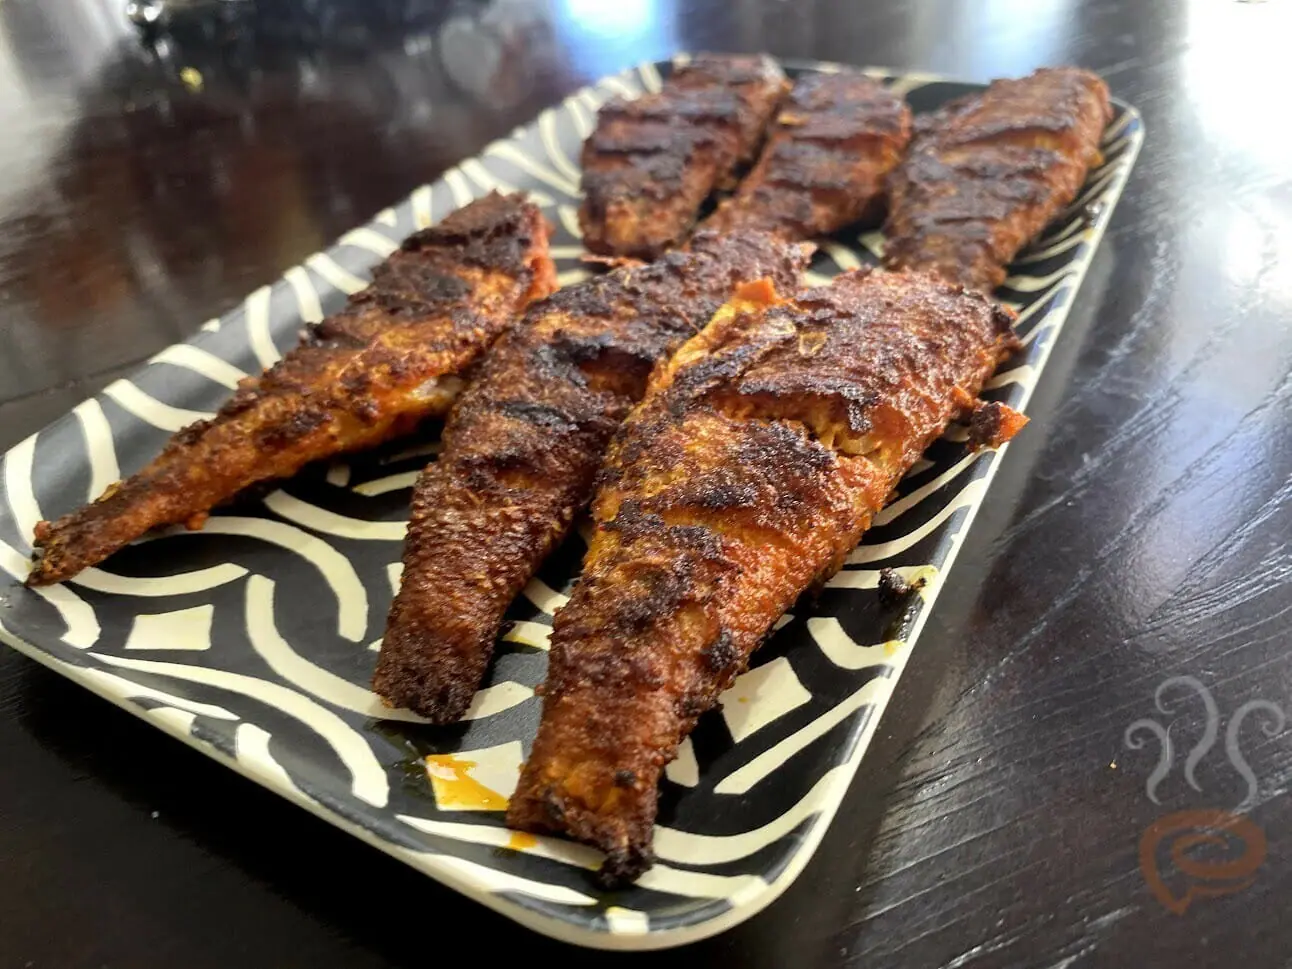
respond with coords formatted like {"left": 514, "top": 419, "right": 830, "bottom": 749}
{"left": 1183, "top": 0, "right": 1292, "bottom": 167}
{"left": 1221, "top": 208, "right": 1266, "bottom": 288}
{"left": 903, "top": 0, "right": 1076, "bottom": 78}
{"left": 560, "top": 0, "right": 657, "bottom": 38}
{"left": 553, "top": 0, "right": 676, "bottom": 78}
{"left": 967, "top": 0, "right": 1075, "bottom": 76}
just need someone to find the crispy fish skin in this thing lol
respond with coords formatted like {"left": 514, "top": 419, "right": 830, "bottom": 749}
{"left": 705, "top": 71, "right": 912, "bottom": 239}
{"left": 27, "top": 193, "right": 556, "bottom": 586}
{"left": 884, "top": 67, "right": 1111, "bottom": 291}
{"left": 374, "top": 230, "right": 810, "bottom": 722}
{"left": 508, "top": 269, "right": 1022, "bottom": 883}
{"left": 579, "top": 53, "right": 788, "bottom": 259}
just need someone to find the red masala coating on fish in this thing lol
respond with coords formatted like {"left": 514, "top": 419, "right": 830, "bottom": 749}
{"left": 374, "top": 230, "right": 810, "bottom": 722}
{"left": 27, "top": 193, "right": 555, "bottom": 586}
{"left": 884, "top": 67, "right": 1111, "bottom": 291}
{"left": 580, "top": 54, "right": 788, "bottom": 259}
{"left": 706, "top": 71, "right": 912, "bottom": 239}
{"left": 508, "top": 268, "right": 1022, "bottom": 883}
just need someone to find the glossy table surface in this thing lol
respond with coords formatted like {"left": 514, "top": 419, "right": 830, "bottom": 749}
{"left": 3, "top": 1, "right": 1292, "bottom": 966}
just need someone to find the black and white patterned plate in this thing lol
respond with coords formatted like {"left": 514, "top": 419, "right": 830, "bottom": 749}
{"left": 0, "top": 58, "right": 1142, "bottom": 949}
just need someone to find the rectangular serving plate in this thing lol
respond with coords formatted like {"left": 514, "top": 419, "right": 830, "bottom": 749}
{"left": 0, "top": 57, "right": 1142, "bottom": 950}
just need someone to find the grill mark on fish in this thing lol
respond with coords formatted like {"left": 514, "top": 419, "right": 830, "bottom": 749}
{"left": 374, "top": 231, "right": 810, "bottom": 723}
{"left": 508, "top": 268, "right": 1024, "bottom": 883}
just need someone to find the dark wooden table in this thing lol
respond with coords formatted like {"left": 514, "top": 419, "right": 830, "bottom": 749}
{"left": 3, "top": 0, "right": 1291, "bottom": 965}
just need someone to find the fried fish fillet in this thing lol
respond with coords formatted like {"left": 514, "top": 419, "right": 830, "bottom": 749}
{"left": 27, "top": 193, "right": 556, "bottom": 586}
{"left": 705, "top": 71, "right": 912, "bottom": 239}
{"left": 884, "top": 67, "right": 1111, "bottom": 291}
{"left": 508, "top": 268, "right": 1025, "bottom": 882}
{"left": 579, "top": 54, "right": 788, "bottom": 259}
{"left": 374, "top": 230, "right": 811, "bottom": 722}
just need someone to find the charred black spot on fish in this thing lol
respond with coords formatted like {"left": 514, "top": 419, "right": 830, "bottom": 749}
{"left": 258, "top": 408, "right": 330, "bottom": 448}
{"left": 701, "top": 629, "right": 739, "bottom": 673}
{"left": 494, "top": 400, "right": 582, "bottom": 431}
{"left": 598, "top": 845, "right": 653, "bottom": 888}
{"left": 967, "top": 399, "right": 1028, "bottom": 450}
{"left": 541, "top": 791, "right": 565, "bottom": 824}
{"left": 877, "top": 567, "right": 918, "bottom": 607}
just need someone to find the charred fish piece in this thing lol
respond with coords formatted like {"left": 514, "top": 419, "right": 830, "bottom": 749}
{"left": 374, "top": 229, "right": 811, "bottom": 722}
{"left": 509, "top": 268, "right": 1025, "bottom": 883}
{"left": 579, "top": 53, "right": 788, "bottom": 259}
{"left": 705, "top": 70, "right": 912, "bottom": 239}
{"left": 28, "top": 193, "right": 556, "bottom": 585}
{"left": 884, "top": 66, "right": 1111, "bottom": 291}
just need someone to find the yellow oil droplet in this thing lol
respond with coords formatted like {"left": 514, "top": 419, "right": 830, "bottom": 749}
{"left": 507, "top": 831, "right": 538, "bottom": 851}
{"left": 180, "top": 67, "right": 204, "bottom": 92}
{"left": 882, "top": 640, "right": 904, "bottom": 656}
{"left": 425, "top": 755, "right": 508, "bottom": 811}
{"left": 908, "top": 565, "right": 939, "bottom": 599}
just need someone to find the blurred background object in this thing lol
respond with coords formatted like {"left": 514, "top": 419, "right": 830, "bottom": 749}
{"left": 0, "top": 0, "right": 566, "bottom": 401}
